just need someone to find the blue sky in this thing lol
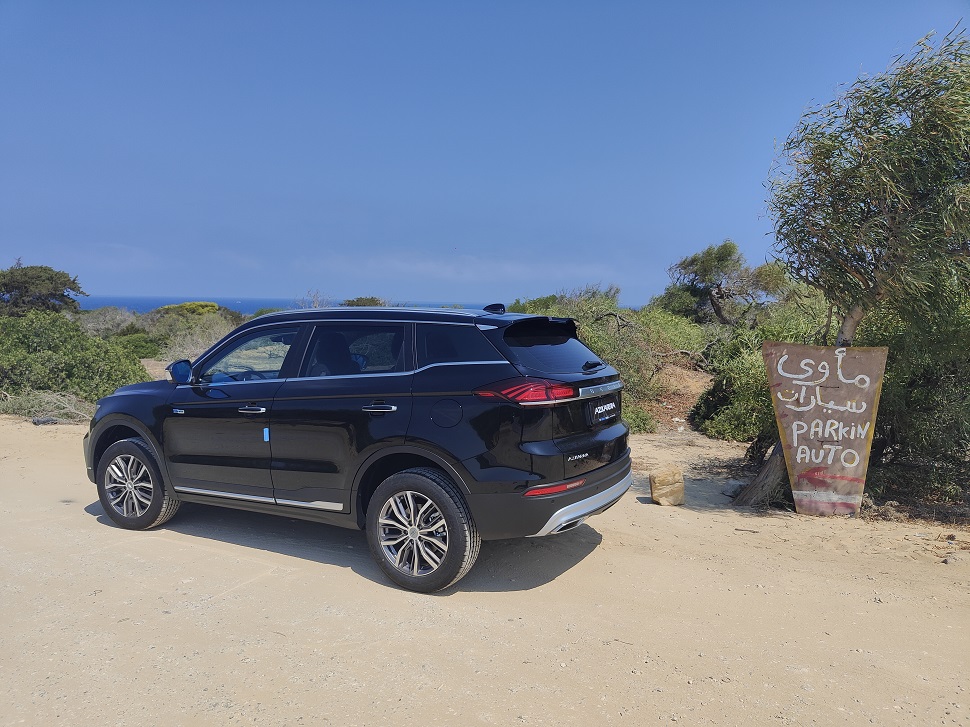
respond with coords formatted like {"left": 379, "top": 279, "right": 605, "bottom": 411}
{"left": 0, "top": 2, "right": 966, "bottom": 305}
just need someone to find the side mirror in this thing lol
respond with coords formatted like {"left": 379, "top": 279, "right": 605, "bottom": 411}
{"left": 165, "top": 360, "right": 193, "bottom": 384}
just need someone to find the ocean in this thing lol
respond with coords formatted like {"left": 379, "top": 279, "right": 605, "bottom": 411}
{"left": 79, "top": 295, "right": 490, "bottom": 315}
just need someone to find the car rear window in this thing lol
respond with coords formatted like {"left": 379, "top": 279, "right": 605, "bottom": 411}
{"left": 500, "top": 319, "right": 600, "bottom": 374}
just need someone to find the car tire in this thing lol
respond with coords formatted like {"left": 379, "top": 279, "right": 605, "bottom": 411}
{"left": 96, "top": 438, "right": 180, "bottom": 530}
{"left": 366, "top": 467, "right": 481, "bottom": 593}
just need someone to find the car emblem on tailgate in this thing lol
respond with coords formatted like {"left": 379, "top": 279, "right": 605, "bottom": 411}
{"left": 587, "top": 396, "right": 619, "bottom": 426}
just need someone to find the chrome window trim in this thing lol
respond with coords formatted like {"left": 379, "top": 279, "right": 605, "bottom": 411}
{"left": 173, "top": 486, "right": 275, "bottom": 504}
{"left": 176, "top": 379, "right": 281, "bottom": 388}
{"left": 275, "top": 498, "right": 343, "bottom": 512}
{"left": 284, "top": 360, "right": 511, "bottom": 382}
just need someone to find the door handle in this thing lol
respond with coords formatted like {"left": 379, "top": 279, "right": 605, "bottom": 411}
{"left": 361, "top": 404, "right": 397, "bottom": 413}
{"left": 238, "top": 405, "right": 267, "bottom": 414}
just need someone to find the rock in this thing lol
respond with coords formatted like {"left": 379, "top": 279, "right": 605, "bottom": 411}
{"left": 650, "top": 469, "right": 685, "bottom": 506}
{"left": 31, "top": 417, "right": 59, "bottom": 426}
{"left": 721, "top": 479, "right": 747, "bottom": 498}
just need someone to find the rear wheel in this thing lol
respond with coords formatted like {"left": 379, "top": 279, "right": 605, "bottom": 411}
{"left": 96, "top": 438, "right": 180, "bottom": 530}
{"left": 366, "top": 468, "right": 480, "bottom": 593}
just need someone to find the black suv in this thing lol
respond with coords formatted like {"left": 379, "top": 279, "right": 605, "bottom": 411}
{"left": 83, "top": 306, "right": 631, "bottom": 591}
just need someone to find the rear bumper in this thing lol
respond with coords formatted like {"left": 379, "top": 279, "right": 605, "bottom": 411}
{"left": 466, "top": 453, "right": 631, "bottom": 540}
{"left": 527, "top": 471, "right": 632, "bottom": 536}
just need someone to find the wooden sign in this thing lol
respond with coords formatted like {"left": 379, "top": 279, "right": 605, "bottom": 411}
{"left": 763, "top": 342, "right": 888, "bottom": 516}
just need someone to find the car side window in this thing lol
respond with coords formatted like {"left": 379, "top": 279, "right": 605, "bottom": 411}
{"left": 198, "top": 328, "right": 299, "bottom": 383}
{"left": 416, "top": 323, "right": 501, "bottom": 368}
{"left": 302, "top": 324, "right": 407, "bottom": 377}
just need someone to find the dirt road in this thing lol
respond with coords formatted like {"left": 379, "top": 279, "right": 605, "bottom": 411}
{"left": 1, "top": 417, "right": 967, "bottom": 725}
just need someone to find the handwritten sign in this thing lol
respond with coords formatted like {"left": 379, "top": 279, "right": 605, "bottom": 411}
{"left": 762, "top": 342, "right": 888, "bottom": 516}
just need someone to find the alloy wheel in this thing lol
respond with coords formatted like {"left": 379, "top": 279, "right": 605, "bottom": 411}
{"left": 104, "top": 454, "right": 154, "bottom": 519}
{"left": 377, "top": 490, "right": 449, "bottom": 577}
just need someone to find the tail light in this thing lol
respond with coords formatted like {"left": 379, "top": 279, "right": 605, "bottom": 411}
{"left": 523, "top": 478, "right": 586, "bottom": 497}
{"left": 473, "top": 377, "right": 578, "bottom": 405}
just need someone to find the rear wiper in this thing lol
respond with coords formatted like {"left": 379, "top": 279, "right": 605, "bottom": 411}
{"left": 582, "top": 360, "right": 604, "bottom": 371}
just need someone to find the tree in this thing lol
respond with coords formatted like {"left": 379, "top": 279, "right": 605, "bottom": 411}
{"left": 341, "top": 296, "right": 389, "bottom": 307}
{"left": 738, "top": 28, "right": 970, "bottom": 507}
{"left": 769, "top": 29, "right": 970, "bottom": 345}
{"left": 655, "top": 241, "right": 788, "bottom": 326}
{"left": 0, "top": 260, "right": 87, "bottom": 316}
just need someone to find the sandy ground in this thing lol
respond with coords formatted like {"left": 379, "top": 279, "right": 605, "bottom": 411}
{"left": 1, "top": 417, "right": 968, "bottom": 727}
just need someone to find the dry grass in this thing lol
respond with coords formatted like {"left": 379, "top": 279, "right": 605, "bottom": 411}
{"left": 0, "top": 390, "right": 95, "bottom": 423}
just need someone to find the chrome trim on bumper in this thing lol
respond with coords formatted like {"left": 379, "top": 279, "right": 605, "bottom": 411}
{"left": 528, "top": 471, "right": 632, "bottom": 537}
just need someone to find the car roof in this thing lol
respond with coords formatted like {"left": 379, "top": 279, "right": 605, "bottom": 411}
{"left": 242, "top": 306, "right": 545, "bottom": 328}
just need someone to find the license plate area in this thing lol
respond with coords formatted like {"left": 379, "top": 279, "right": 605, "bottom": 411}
{"left": 586, "top": 395, "right": 619, "bottom": 427}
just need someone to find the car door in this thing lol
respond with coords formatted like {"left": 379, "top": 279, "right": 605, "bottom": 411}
{"left": 270, "top": 321, "right": 413, "bottom": 512}
{"left": 163, "top": 325, "right": 304, "bottom": 502}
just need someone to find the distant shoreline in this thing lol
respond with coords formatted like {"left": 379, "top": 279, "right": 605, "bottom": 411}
{"left": 79, "top": 295, "right": 490, "bottom": 315}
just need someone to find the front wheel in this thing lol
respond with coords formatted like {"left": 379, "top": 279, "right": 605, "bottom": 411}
{"left": 366, "top": 468, "right": 480, "bottom": 593}
{"left": 96, "top": 438, "right": 180, "bottom": 530}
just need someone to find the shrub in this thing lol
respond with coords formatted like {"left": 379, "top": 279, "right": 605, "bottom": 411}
{"left": 76, "top": 306, "right": 136, "bottom": 338}
{"left": 691, "top": 294, "right": 829, "bottom": 445}
{"left": 857, "top": 303, "right": 970, "bottom": 503}
{"left": 0, "top": 311, "right": 148, "bottom": 401}
{"left": 341, "top": 296, "right": 389, "bottom": 307}
{"left": 137, "top": 302, "right": 242, "bottom": 361}
{"left": 160, "top": 313, "right": 235, "bottom": 362}
{"left": 113, "top": 332, "right": 164, "bottom": 359}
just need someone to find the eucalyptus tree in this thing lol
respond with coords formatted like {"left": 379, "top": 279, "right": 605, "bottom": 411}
{"left": 770, "top": 29, "right": 970, "bottom": 345}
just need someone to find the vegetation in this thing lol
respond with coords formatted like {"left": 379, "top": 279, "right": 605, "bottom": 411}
{"left": 0, "top": 260, "right": 86, "bottom": 316}
{"left": 342, "top": 296, "right": 389, "bottom": 307}
{"left": 654, "top": 240, "right": 788, "bottom": 327}
{"left": 769, "top": 29, "right": 970, "bottom": 345}
{"left": 690, "top": 30, "right": 970, "bottom": 508}
{"left": 0, "top": 311, "right": 148, "bottom": 402}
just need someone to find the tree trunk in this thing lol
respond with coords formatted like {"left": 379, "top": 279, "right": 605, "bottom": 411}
{"left": 733, "top": 442, "right": 789, "bottom": 507}
{"left": 836, "top": 304, "right": 866, "bottom": 346}
{"left": 707, "top": 288, "right": 737, "bottom": 326}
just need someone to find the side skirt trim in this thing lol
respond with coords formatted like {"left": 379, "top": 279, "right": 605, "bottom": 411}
{"left": 172, "top": 486, "right": 275, "bottom": 504}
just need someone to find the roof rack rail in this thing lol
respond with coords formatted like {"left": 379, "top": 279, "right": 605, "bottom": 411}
{"left": 483, "top": 303, "right": 506, "bottom": 314}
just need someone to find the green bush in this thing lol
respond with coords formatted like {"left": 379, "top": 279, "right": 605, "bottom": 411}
{"left": 0, "top": 311, "right": 148, "bottom": 401}
{"left": 856, "top": 303, "right": 970, "bottom": 503}
{"left": 634, "top": 306, "right": 710, "bottom": 354}
{"left": 691, "top": 294, "right": 829, "bottom": 444}
{"left": 113, "top": 332, "right": 164, "bottom": 359}
{"left": 138, "top": 302, "right": 242, "bottom": 361}
{"left": 692, "top": 345, "right": 773, "bottom": 441}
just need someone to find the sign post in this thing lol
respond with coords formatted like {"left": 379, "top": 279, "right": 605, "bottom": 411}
{"left": 762, "top": 342, "right": 888, "bottom": 516}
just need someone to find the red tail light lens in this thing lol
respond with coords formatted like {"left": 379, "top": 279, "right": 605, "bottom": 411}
{"left": 523, "top": 479, "right": 586, "bottom": 497}
{"left": 473, "top": 377, "right": 578, "bottom": 405}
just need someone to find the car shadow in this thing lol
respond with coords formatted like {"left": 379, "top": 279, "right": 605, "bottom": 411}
{"left": 84, "top": 500, "right": 603, "bottom": 594}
